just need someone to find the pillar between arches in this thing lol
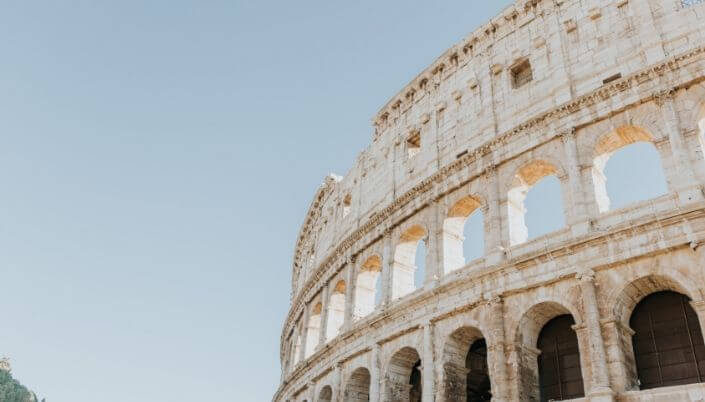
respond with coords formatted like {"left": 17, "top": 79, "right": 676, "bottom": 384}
{"left": 343, "top": 259, "right": 356, "bottom": 331}
{"left": 299, "top": 307, "right": 311, "bottom": 363}
{"left": 576, "top": 270, "right": 614, "bottom": 401}
{"left": 370, "top": 344, "right": 381, "bottom": 402}
{"left": 484, "top": 167, "right": 505, "bottom": 266}
{"left": 561, "top": 128, "right": 592, "bottom": 237}
{"left": 319, "top": 283, "right": 330, "bottom": 349}
{"left": 422, "top": 322, "right": 435, "bottom": 402}
{"left": 658, "top": 91, "right": 705, "bottom": 205}
{"left": 487, "top": 296, "right": 509, "bottom": 401}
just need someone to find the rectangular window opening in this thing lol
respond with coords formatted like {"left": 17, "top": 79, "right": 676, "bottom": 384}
{"left": 407, "top": 131, "right": 421, "bottom": 159}
{"left": 511, "top": 60, "right": 533, "bottom": 89}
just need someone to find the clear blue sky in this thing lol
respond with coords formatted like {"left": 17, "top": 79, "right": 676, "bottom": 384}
{"left": 0, "top": 2, "right": 668, "bottom": 401}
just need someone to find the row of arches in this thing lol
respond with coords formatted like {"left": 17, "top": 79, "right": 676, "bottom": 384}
{"left": 356, "top": 125, "right": 674, "bottom": 317}
{"left": 294, "top": 287, "right": 705, "bottom": 402}
{"left": 290, "top": 127, "right": 675, "bottom": 366}
{"left": 288, "top": 106, "right": 705, "bottom": 374}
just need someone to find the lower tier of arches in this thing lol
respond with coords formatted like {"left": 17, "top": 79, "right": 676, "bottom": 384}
{"left": 280, "top": 245, "right": 705, "bottom": 402}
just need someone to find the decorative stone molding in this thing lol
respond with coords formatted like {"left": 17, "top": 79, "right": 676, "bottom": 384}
{"left": 276, "top": 0, "right": 705, "bottom": 400}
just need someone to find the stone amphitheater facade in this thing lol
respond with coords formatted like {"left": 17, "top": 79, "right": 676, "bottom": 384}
{"left": 274, "top": 0, "right": 705, "bottom": 401}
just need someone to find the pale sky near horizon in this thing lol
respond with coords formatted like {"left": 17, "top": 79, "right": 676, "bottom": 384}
{"left": 0, "top": 2, "right": 669, "bottom": 401}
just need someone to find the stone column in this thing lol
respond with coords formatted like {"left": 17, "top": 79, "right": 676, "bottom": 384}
{"left": 657, "top": 90, "right": 704, "bottom": 205}
{"left": 487, "top": 296, "right": 509, "bottom": 401}
{"left": 577, "top": 270, "right": 613, "bottom": 399}
{"left": 561, "top": 128, "right": 591, "bottom": 236}
{"left": 299, "top": 306, "right": 311, "bottom": 363}
{"left": 426, "top": 200, "right": 442, "bottom": 288}
{"left": 484, "top": 166, "right": 505, "bottom": 265}
{"left": 308, "top": 381, "right": 316, "bottom": 402}
{"left": 319, "top": 282, "right": 330, "bottom": 348}
{"left": 380, "top": 231, "right": 393, "bottom": 306}
{"left": 370, "top": 344, "right": 381, "bottom": 402}
{"left": 422, "top": 322, "right": 435, "bottom": 401}
{"left": 343, "top": 261, "right": 356, "bottom": 329}
{"left": 334, "top": 363, "right": 343, "bottom": 402}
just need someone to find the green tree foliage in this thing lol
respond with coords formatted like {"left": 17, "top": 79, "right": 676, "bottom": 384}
{"left": 0, "top": 369, "right": 39, "bottom": 402}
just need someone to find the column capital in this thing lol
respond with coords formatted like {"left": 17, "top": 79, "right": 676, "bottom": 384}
{"left": 576, "top": 268, "right": 596, "bottom": 283}
{"left": 652, "top": 87, "right": 676, "bottom": 106}
{"left": 559, "top": 126, "right": 577, "bottom": 143}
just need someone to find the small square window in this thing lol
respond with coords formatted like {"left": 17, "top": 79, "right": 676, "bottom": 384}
{"left": 511, "top": 60, "right": 533, "bottom": 89}
{"left": 342, "top": 194, "right": 352, "bottom": 218}
{"left": 407, "top": 131, "right": 421, "bottom": 159}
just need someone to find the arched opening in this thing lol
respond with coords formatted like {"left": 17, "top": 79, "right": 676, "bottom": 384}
{"left": 326, "top": 280, "right": 346, "bottom": 341}
{"left": 442, "top": 326, "right": 491, "bottom": 401}
{"left": 385, "top": 347, "right": 422, "bottom": 402}
{"left": 592, "top": 126, "right": 667, "bottom": 212}
{"left": 443, "top": 196, "right": 484, "bottom": 274}
{"left": 318, "top": 385, "right": 333, "bottom": 402}
{"left": 537, "top": 315, "right": 585, "bottom": 402}
{"left": 344, "top": 367, "right": 371, "bottom": 402}
{"left": 515, "top": 301, "right": 585, "bottom": 401}
{"left": 355, "top": 255, "right": 382, "bottom": 319}
{"left": 304, "top": 302, "right": 322, "bottom": 358}
{"left": 508, "top": 160, "right": 565, "bottom": 245}
{"left": 392, "top": 226, "right": 427, "bottom": 300}
{"left": 630, "top": 291, "right": 705, "bottom": 390}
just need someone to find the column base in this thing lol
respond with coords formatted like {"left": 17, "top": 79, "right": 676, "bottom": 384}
{"left": 570, "top": 218, "right": 592, "bottom": 237}
{"left": 485, "top": 248, "right": 505, "bottom": 266}
{"left": 588, "top": 386, "right": 615, "bottom": 402}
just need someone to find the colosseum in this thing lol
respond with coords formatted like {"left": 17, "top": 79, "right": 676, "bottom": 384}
{"left": 274, "top": 0, "right": 705, "bottom": 400}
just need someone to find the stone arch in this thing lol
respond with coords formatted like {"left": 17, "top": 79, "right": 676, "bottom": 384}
{"left": 304, "top": 301, "right": 323, "bottom": 358}
{"left": 590, "top": 124, "right": 667, "bottom": 212}
{"left": 385, "top": 346, "right": 422, "bottom": 402}
{"left": 610, "top": 273, "right": 703, "bottom": 327}
{"left": 326, "top": 280, "right": 346, "bottom": 341}
{"left": 597, "top": 267, "right": 705, "bottom": 391}
{"left": 392, "top": 225, "right": 428, "bottom": 300}
{"left": 506, "top": 159, "right": 566, "bottom": 246}
{"left": 512, "top": 299, "right": 585, "bottom": 401}
{"left": 318, "top": 385, "right": 333, "bottom": 402}
{"left": 355, "top": 254, "right": 382, "bottom": 319}
{"left": 344, "top": 367, "right": 371, "bottom": 402}
{"left": 442, "top": 195, "right": 485, "bottom": 274}
{"left": 630, "top": 291, "right": 705, "bottom": 390}
{"left": 440, "top": 325, "right": 490, "bottom": 402}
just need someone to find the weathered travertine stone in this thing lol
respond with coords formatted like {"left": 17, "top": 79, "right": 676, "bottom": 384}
{"left": 275, "top": 0, "right": 705, "bottom": 401}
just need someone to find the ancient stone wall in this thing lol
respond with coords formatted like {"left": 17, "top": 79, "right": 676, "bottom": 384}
{"left": 275, "top": 0, "right": 705, "bottom": 400}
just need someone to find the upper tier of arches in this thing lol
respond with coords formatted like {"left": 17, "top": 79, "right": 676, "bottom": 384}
{"left": 290, "top": 0, "right": 705, "bottom": 298}
{"left": 278, "top": 0, "right": 705, "bottom": 399}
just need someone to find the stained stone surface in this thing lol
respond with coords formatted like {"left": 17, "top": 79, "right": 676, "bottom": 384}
{"left": 274, "top": 0, "right": 705, "bottom": 401}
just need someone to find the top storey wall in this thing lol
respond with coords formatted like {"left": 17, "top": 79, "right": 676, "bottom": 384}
{"left": 290, "top": 0, "right": 705, "bottom": 297}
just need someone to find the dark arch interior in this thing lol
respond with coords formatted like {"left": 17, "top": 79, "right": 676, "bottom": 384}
{"left": 631, "top": 291, "right": 705, "bottom": 390}
{"left": 409, "top": 360, "right": 422, "bottom": 402}
{"left": 537, "top": 314, "right": 584, "bottom": 402}
{"left": 465, "top": 338, "right": 491, "bottom": 401}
